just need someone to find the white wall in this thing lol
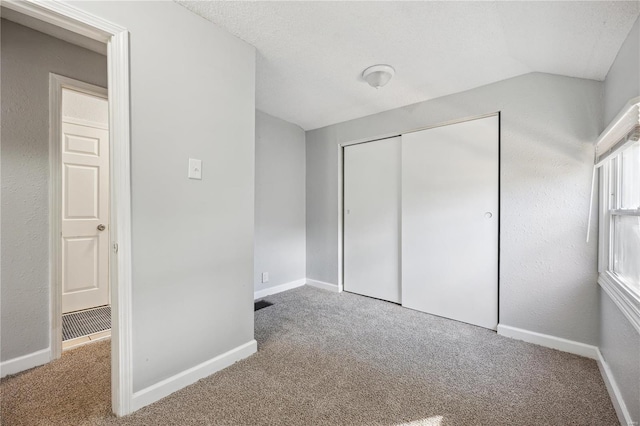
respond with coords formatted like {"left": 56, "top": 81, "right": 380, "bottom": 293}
{"left": 600, "top": 293, "right": 640, "bottom": 423}
{"left": 0, "top": 19, "right": 108, "bottom": 362}
{"left": 306, "top": 72, "right": 602, "bottom": 345}
{"left": 600, "top": 15, "right": 640, "bottom": 424}
{"left": 254, "top": 111, "right": 306, "bottom": 296}
{"left": 604, "top": 16, "right": 639, "bottom": 125}
{"left": 2, "top": 0, "right": 257, "bottom": 395}
{"left": 75, "top": 1, "right": 256, "bottom": 393}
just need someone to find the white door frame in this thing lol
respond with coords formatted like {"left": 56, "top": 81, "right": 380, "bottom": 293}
{"left": 337, "top": 112, "right": 500, "bottom": 296}
{"left": 1, "top": 0, "right": 134, "bottom": 416}
{"left": 50, "top": 73, "right": 108, "bottom": 342}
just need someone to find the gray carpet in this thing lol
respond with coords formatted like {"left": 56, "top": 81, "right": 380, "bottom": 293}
{"left": 63, "top": 306, "right": 111, "bottom": 340}
{"left": 1, "top": 286, "right": 618, "bottom": 425}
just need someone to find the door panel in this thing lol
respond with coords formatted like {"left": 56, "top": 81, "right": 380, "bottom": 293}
{"left": 344, "top": 137, "right": 401, "bottom": 303}
{"left": 64, "top": 133, "right": 100, "bottom": 156}
{"left": 64, "top": 164, "right": 99, "bottom": 219}
{"left": 63, "top": 236, "right": 99, "bottom": 292}
{"left": 61, "top": 121, "right": 109, "bottom": 313}
{"left": 401, "top": 116, "right": 499, "bottom": 329}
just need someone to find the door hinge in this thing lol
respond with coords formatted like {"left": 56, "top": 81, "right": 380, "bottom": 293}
{"left": 113, "top": 243, "right": 118, "bottom": 253}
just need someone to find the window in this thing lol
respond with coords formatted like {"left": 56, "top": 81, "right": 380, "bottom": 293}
{"left": 599, "top": 137, "right": 640, "bottom": 331}
{"left": 607, "top": 142, "right": 640, "bottom": 293}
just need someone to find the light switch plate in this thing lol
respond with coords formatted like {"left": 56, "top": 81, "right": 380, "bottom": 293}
{"left": 188, "top": 158, "right": 202, "bottom": 180}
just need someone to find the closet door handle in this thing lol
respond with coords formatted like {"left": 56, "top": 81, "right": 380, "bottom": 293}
{"left": 484, "top": 212, "right": 493, "bottom": 219}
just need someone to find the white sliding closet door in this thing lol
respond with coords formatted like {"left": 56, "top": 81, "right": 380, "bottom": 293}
{"left": 344, "top": 137, "right": 401, "bottom": 303}
{"left": 401, "top": 116, "right": 499, "bottom": 329}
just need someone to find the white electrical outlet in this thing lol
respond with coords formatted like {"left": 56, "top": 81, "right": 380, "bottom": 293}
{"left": 261, "top": 272, "right": 269, "bottom": 283}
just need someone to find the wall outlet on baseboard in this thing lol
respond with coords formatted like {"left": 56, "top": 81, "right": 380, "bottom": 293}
{"left": 261, "top": 272, "right": 269, "bottom": 283}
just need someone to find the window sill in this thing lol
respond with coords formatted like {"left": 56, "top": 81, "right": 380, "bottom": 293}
{"left": 599, "top": 272, "right": 640, "bottom": 334}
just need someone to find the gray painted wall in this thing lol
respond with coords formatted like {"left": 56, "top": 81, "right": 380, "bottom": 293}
{"left": 600, "top": 290, "right": 640, "bottom": 423}
{"left": 306, "top": 72, "right": 602, "bottom": 345}
{"left": 0, "top": 19, "right": 108, "bottom": 361}
{"left": 601, "top": 16, "right": 640, "bottom": 424}
{"left": 255, "top": 111, "right": 306, "bottom": 294}
{"left": 72, "top": 1, "right": 256, "bottom": 392}
{"left": 2, "top": 1, "right": 256, "bottom": 393}
{"left": 306, "top": 125, "right": 339, "bottom": 284}
{"left": 604, "top": 16, "right": 639, "bottom": 125}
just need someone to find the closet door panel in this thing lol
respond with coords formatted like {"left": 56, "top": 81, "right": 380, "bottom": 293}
{"left": 401, "top": 116, "right": 499, "bottom": 329}
{"left": 344, "top": 137, "right": 401, "bottom": 303}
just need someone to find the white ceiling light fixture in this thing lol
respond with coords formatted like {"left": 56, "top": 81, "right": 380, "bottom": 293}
{"left": 362, "top": 64, "right": 395, "bottom": 89}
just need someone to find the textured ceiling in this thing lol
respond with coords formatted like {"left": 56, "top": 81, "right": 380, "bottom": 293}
{"left": 177, "top": 1, "right": 639, "bottom": 130}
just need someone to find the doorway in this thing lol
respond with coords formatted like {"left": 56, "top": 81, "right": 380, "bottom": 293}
{"left": 50, "top": 76, "right": 112, "bottom": 350}
{"left": 1, "top": 0, "right": 133, "bottom": 416}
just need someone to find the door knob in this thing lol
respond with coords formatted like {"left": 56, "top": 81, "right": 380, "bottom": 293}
{"left": 97, "top": 224, "right": 106, "bottom": 231}
{"left": 484, "top": 212, "right": 493, "bottom": 219}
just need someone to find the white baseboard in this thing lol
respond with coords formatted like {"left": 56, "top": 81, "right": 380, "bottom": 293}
{"left": 596, "top": 349, "right": 635, "bottom": 426}
{"left": 131, "top": 339, "right": 257, "bottom": 411}
{"left": 0, "top": 348, "right": 51, "bottom": 378}
{"left": 306, "top": 279, "right": 339, "bottom": 292}
{"left": 497, "top": 324, "right": 598, "bottom": 359}
{"left": 254, "top": 279, "right": 306, "bottom": 300}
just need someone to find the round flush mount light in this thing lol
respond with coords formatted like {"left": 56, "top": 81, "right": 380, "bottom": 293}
{"left": 362, "top": 64, "right": 395, "bottom": 89}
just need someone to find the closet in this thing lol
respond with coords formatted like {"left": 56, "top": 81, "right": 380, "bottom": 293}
{"left": 343, "top": 115, "right": 499, "bottom": 330}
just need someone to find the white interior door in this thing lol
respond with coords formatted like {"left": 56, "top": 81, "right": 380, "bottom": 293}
{"left": 401, "top": 116, "right": 499, "bottom": 329}
{"left": 61, "top": 89, "right": 109, "bottom": 314}
{"left": 344, "top": 137, "right": 401, "bottom": 303}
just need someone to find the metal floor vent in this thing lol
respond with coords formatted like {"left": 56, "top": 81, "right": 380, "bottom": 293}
{"left": 62, "top": 306, "right": 111, "bottom": 341}
{"left": 254, "top": 300, "right": 273, "bottom": 311}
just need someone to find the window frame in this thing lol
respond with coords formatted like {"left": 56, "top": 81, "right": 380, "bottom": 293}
{"left": 598, "top": 151, "right": 640, "bottom": 334}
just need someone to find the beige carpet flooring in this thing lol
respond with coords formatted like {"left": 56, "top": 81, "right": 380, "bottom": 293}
{"left": 1, "top": 286, "right": 619, "bottom": 425}
{"left": 1, "top": 338, "right": 111, "bottom": 425}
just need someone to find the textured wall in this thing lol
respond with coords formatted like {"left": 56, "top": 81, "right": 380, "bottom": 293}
{"left": 254, "top": 111, "right": 306, "bottom": 294}
{"left": 306, "top": 125, "right": 339, "bottom": 283}
{"left": 604, "top": 16, "right": 639, "bottom": 126}
{"left": 600, "top": 15, "right": 640, "bottom": 424}
{"left": 600, "top": 290, "right": 640, "bottom": 423}
{"left": 71, "top": 1, "right": 256, "bottom": 392}
{"left": 306, "top": 72, "right": 602, "bottom": 345}
{"left": 0, "top": 19, "right": 108, "bottom": 362}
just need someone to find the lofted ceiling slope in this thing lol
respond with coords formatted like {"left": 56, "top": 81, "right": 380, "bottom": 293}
{"left": 177, "top": 1, "right": 639, "bottom": 130}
